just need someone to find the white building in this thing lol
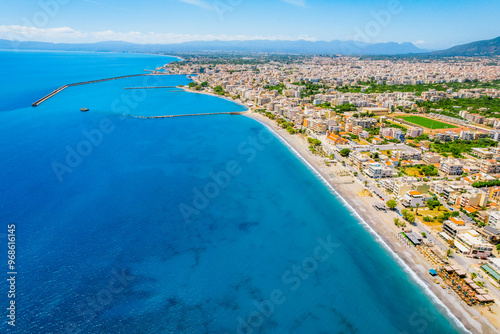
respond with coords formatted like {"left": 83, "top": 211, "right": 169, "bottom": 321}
{"left": 407, "top": 127, "right": 424, "bottom": 138}
{"left": 401, "top": 190, "right": 426, "bottom": 208}
{"left": 488, "top": 211, "right": 500, "bottom": 230}
{"left": 439, "top": 158, "right": 463, "bottom": 175}
{"left": 455, "top": 230, "right": 493, "bottom": 259}
{"left": 367, "top": 162, "right": 394, "bottom": 179}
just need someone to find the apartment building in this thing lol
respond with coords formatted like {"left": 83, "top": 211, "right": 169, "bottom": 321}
{"left": 306, "top": 118, "right": 327, "bottom": 133}
{"left": 367, "top": 162, "right": 395, "bottom": 179}
{"left": 350, "top": 151, "right": 371, "bottom": 168}
{"left": 401, "top": 190, "right": 426, "bottom": 208}
{"left": 442, "top": 218, "right": 472, "bottom": 239}
{"left": 471, "top": 148, "right": 494, "bottom": 159}
{"left": 479, "top": 159, "right": 500, "bottom": 174}
{"left": 407, "top": 127, "right": 424, "bottom": 138}
{"left": 393, "top": 150, "right": 422, "bottom": 161}
{"left": 382, "top": 177, "right": 418, "bottom": 196}
{"left": 456, "top": 190, "right": 487, "bottom": 208}
{"left": 488, "top": 211, "right": 500, "bottom": 230}
{"left": 460, "top": 130, "right": 476, "bottom": 141}
{"left": 422, "top": 153, "right": 441, "bottom": 165}
{"left": 439, "top": 158, "right": 463, "bottom": 175}
{"left": 455, "top": 230, "right": 493, "bottom": 258}
{"left": 352, "top": 117, "right": 377, "bottom": 129}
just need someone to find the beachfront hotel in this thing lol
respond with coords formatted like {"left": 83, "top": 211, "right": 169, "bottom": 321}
{"left": 454, "top": 230, "right": 494, "bottom": 258}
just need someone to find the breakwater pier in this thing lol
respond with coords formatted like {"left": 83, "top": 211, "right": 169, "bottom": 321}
{"left": 31, "top": 73, "right": 196, "bottom": 107}
{"left": 133, "top": 112, "right": 244, "bottom": 119}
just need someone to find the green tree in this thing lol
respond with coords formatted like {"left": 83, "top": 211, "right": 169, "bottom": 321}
{"left": 386, "top": 199, "right": 398, "bottom": 210}
{"left": 339, "top": 148, "right": 351, "bottom": 157}
{"left": 213, "top": 85, "right": 225, "bottom": 95}
{"left": 426, "top": 198, "right": 441, "bottom": 210}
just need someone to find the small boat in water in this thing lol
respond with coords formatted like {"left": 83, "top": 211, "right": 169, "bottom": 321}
{"left": 80, "top": 108, "right": 89, "bottom": 112}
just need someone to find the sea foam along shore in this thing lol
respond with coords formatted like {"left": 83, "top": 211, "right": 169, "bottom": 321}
{"left": 244, "top": 111, "right": 499, "bottom": 334}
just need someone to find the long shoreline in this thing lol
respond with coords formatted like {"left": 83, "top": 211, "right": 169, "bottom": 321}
{"left": 180, "top": 88, "right": 498, "bottom": 332}
{"left": 244, "top": 112, "right": 499, "bottom": 334}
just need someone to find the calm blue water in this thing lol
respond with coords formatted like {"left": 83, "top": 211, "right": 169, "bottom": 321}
{"left": 0, "top": 51, "right": 464, "bottom": 334}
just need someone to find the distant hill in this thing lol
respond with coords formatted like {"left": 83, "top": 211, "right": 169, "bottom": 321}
{"left": 0, "top": 39, "right": 429, "bottom": 56}
{"left": 430, "top": 36, "right": 500, "bottom": 56}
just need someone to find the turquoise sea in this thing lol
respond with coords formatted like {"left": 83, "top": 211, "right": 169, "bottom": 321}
{"left": 0, "top": 50, "right": 465, "bottom": 333}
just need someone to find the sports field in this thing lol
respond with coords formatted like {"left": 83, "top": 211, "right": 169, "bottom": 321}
{"left": 395, "top": 116, "right": 458, "bottom": 129}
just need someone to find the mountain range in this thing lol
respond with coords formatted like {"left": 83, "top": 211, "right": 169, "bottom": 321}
{"left": 1, "top": 36, "right": 499, "bottom": 56}
{"left": 429, "top": 36, "right": 500, "bottom": 56}
{"left": 0, "top": 39, "right": 428, "bottom": 55}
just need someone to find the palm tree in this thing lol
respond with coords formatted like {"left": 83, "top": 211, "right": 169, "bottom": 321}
{"left": 416, "top": 203, "right": 420, "bottom": 216}
{"left": 447, "top": 248, "right": 453, "bottom": 258}
{"left": 394, "top": 218, "right": 400, "bottom": 226}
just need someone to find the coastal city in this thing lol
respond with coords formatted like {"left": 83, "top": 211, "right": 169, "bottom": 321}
{"left": 167, "top": 54, "right": 500, "bottom": 325}
{"left": 3, "top": 0, "right": 500, "bottom": 332}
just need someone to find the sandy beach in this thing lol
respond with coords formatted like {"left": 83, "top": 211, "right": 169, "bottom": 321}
{"left": 245, "top": 111, "right": 500, "bottom": 334}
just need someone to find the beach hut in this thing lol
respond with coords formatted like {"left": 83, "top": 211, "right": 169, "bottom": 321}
{"left": 476, "top": 295, "right": 487, "bottom": 303}
{"left": 444, "top": 266, "right": 454, "bottom": 273}
{"left": 451, "top": 266, "right": 467, "bottom": 278}
{"left": 406, "top": 232, "right": 423, "bottom": 246}
{"left": 482, "top": 294, "right": 494, "bottom": 303}
{"left": 464, "top": 278, "right": 474, "bottom": 285}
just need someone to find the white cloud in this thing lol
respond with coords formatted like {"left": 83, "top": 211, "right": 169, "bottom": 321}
{"left": 0, "top": 26, "right": 86, "bottom": 42}
{"left": 281, "top": 0, "right": 307, "bottom": 7}
{"left": 0, "top": 25, "right": 316, "bottom": 44}
{"left": 414, "top": 40, "right": 426, "bottom": 45}
{"left": 178, "top": 0, "right": 213, "bottom": 10}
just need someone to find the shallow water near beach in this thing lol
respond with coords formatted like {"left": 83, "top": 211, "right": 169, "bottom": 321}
{"left": 0, "top": 51, "right": 464, "bottom": 333}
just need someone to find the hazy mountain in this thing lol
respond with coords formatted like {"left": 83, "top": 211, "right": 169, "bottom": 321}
{"left": 430, "top": 36, "right": 500, "bottom": 56}
{"left": 0, "top": 39, "right": 429, "bottom": 55}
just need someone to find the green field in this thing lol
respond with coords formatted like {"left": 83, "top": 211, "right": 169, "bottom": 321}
{"left": 395, "top": 116, "right": 458, "bottom": 130}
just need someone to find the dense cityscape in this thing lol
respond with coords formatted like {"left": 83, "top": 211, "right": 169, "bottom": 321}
{"left": 4, "top": 0, "right": 500, "bottom": 332}
{"left": 167, "top": 54, "right": 500, "bottom": 318}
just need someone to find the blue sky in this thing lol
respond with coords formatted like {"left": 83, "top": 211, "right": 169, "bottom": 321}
{"left": 0, "top": 0, "right": 499, "bottom": 49}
